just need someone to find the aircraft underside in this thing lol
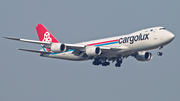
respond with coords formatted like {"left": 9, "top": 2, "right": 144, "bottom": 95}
{"left": 40, "top": 49, "right": 155, "bottom": 67}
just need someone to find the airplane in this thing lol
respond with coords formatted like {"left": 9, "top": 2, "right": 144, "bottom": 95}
{"left": 3, "top": 24, "right": 175, "bottom": 67}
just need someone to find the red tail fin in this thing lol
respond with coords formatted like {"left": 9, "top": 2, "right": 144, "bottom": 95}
{"left": 35, "top": 24, "right": 59, "bottom": 43}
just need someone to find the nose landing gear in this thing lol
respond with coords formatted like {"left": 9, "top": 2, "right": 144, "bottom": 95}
{"left": 157, "top": 46, "right": 163, "bottom": 56}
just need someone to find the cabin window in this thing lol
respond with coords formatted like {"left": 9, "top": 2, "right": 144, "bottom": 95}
{"left": 159, "top": 28, "right": 166, "bottom": 30}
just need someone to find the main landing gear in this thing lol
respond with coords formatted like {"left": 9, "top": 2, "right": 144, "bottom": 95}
{"left": 115, "top": 59, "right": 122, "bottom": 67}
{"left": 92, "top": 58, "right": 123, "bottom": 67}
{"left": 157, "top": 46, "right": 163, "bottom": 56}
{"left": 92, "top": 58, "right": 110, "bottom": 66}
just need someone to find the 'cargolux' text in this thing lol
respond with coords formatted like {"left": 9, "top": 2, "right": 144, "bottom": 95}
{"left": 119, "top": 33, "right": 149, "bottom": 44}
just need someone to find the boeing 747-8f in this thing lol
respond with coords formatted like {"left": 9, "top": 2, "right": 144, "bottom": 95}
{"left": 3, "top": 24, "right": 175, "bottom": 67}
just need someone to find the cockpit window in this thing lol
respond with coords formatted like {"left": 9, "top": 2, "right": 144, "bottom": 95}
{"left": 159, "top": 28, "right": 166, "bottom": 30}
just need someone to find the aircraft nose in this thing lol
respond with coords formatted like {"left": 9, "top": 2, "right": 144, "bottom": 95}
{"left": 168, "top": 32, "right": 175, "bottom": 40}
{"left": 162, "top": 31, "right": 175, "bottom": 44}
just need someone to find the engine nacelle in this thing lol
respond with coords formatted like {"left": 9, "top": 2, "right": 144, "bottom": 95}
{"left": 50, "top": 43, "right": 66, "bottom": 53}
{"left": 86, "top": 46, "right": 101, "bottom": 56}
{"left": 135, "top": 51, "right": 153, "bottom": 61}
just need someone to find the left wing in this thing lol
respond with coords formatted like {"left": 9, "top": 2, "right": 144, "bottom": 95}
{"left": 3, "top": 36, "right": 129, "bottom": 55}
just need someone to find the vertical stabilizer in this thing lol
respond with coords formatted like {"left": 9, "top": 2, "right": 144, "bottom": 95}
{"left": 35, "top": 24, "right": 59, "bottom": 43}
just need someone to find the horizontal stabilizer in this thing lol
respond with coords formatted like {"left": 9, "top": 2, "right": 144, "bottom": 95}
{"left": 3, "top": 36, "right": 50, "bottom": 44}
{"left": 17, "top": 48, "right": 51, "bottom": 54}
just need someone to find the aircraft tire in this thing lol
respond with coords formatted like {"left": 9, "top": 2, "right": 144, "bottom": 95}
{"left": 157, "top": 52, "right": 163, "bottom": 56}
{"left": 102, "top": 62, "right": 110, "bottom": 66}
{"left": 115, "top": 63, "right": 121, "bottom": 67}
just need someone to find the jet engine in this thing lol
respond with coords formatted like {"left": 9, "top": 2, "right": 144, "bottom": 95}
{"left": 86, "top": 46, "right": 101, "bottom": 56}
{"left": 135, "top": 51, "right": 153, "bottom": 61}
{"left": 50, "top": 43, "right": 66, "bottom": 53}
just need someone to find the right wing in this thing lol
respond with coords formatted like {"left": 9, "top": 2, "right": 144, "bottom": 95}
{"left": 100, "top": 46, "right": 129, "bottom": 51}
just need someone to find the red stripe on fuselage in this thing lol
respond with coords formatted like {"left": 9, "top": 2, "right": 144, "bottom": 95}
{"left": 87, "top": 39, "right": 119, "bottom": 46}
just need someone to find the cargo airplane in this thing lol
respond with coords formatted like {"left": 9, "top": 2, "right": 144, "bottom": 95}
{"left": 3, "top": 24, "right": 175, "bottom": 67}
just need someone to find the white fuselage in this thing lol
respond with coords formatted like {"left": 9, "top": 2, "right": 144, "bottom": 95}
{"left": 41, "top": 27, "right": 174, "bottom": 61}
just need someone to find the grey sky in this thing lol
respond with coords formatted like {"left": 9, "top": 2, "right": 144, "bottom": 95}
{"left": 1, "top": 0, "right": 180, "bottom": 101}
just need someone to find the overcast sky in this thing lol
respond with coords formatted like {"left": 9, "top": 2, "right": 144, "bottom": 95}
{"left": 1, "top": 0, "right": 180, "bottom": 101}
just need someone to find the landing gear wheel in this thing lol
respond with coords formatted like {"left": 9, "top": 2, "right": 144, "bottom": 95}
{"left": 102, "top": 62, "right": 110, "bottom": 66}
{"left": 107, "top": 62, "right": 110, "bottom": 65}
{"left": 115, "top": 63, "right": 121, "bottom": 67}
{"left": 157, "top": 46, "right": 163, "bottom": 56}
{"left": 157, "top": 52, "right": 163, "bottom": 56}
{"left": 115, "top": 59, "right": 122, "bottom": 67}
{"left": 92, "top": 58, "right": 101, "bottom": 66}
